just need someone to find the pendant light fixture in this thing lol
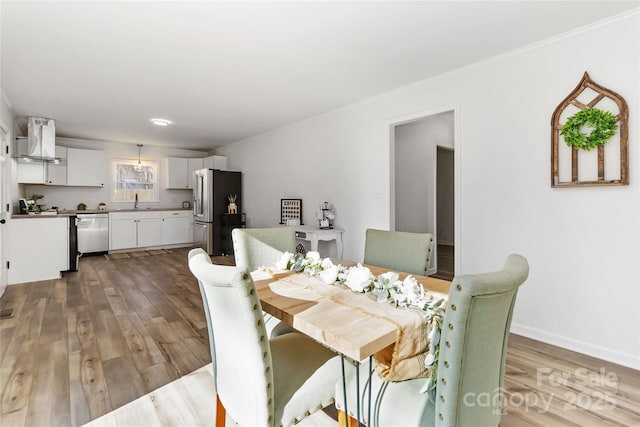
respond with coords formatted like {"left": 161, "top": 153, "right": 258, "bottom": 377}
{"left": 135, "top": 144, "right": 144, "bottom": 171}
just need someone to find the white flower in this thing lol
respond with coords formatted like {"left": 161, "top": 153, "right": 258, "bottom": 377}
{"left": 378, "top": 272, "right": 399, "bottom": 287}
{"left": 319, "top": 265, "right": 339, "bottom": 285}
{"left": 345, "top": 265, "right": 373, "bottom": 292}
{"left": 401, "top": 276, "right": 419, "bottom": 294}
{"left": 424, "top": 353, "right": 435, "bottom": 367}
{"left": 321, "top": 258, "right": 335, "bottom": 269}
{"left": 275, "top": 252, "right": 294, "bottom": 270}
{"left": 306, "top": 251, "right": 321, "bottom": 262}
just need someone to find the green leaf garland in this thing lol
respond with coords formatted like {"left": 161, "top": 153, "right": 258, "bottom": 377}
{"left": 560, "top": 107, "right": 618, "bottom": 151}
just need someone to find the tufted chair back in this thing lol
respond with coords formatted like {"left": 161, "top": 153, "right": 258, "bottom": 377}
{"left": 364, "top": 229, "right": 434, "bottom": 276}
{"left": 434, "top": 254, "right": 529, "bottom": 426}
{"left": 233, "top": 227, "right": 296, "bottom": 271}
{"left": 336, "top": 254, "right": 529, "bottom": 427}
{"left": 189, "top": 248, "right": 275, "bottom": 426}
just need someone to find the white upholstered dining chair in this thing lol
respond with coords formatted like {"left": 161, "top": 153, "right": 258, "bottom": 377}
{"left": 188, "top": 248, "right": 342, "bottom": 427}
{"left": 337, "top": 254, "right": 529, "bottom": 427}
{"left": 364, "top": 229, "right": 434, "bottom": 276}
{"left": 232, "top": 227, "right": 297, "bottom": 337}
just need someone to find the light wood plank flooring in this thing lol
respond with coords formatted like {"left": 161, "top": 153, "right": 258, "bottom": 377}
{"left": 1, "top": 247, "right": 638, "bottom": 426}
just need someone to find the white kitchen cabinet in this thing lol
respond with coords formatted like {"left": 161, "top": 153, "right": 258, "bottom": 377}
{"left": 203, "top": 155, "right": 227, "bottom": 171}
{"left": 17, "top": 162, "right": 46, "bottom": 184}
{"left": 9, "top": 217, "right": 69, "bottom": 284}
{"left": 109, "top": 218, "right": 138, "bottom": 250}
{"left": 161, "top": 210, "right": 192, "bottom": 245}
{"left": 46, "top": 146, "right": 67, "bottom": 185}
{"left": 67, "top": 147, "right": 105, "bottom": 187}
{"left": 109, "top": 211, "right": 162, "bottom": 250}
{"left": 138, "top": 218, "right": 163, "bottom": 247}
{"left": 165, "top": 157, "right": 204, "bottom": 189}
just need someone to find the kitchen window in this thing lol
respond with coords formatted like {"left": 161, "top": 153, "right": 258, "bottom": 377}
{"left": 112, "top": 159, "right": 159, "bottom": 203}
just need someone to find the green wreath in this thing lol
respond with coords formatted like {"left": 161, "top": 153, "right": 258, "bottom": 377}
{"left": 560, "top": 107, "right": 618, "bottom": 151}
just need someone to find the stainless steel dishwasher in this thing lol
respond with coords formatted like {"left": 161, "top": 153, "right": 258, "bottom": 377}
{"left": 76, "top": 213, "right": 109, "bottom": 255}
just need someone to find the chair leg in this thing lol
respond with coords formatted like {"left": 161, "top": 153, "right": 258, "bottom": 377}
{"left": 216, "top": 395, "right": 226, "bottom": 427}
{"left": 338, "top": 410, "right": 359, "bottom": 427}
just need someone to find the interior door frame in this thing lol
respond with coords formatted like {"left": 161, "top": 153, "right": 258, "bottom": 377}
{"left": 387, "top": 103, "right": 462, "bottom": 275}
{"left": 0, "top": 120, "right": 10, "bottom": 296}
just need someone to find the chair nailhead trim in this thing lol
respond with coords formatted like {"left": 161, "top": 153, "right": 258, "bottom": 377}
{"left": 253, "top": 303, "right": 258, "bottom": 310}
{"left": 268, "top": 398, "right": 272, "bottom": 404}
{"left": 260, "top": 335, "right": 265, "bottom": 341}
{"left": 305, "top": 411, "right": 311, "bottom": 416}
{"left": 446, "top": 341, "right": 451, "bottom": 348}
{"left": 293, "top": 418, "right": 299, "bottom": 424}
{"left": 267, "top": 383, "right": 271, "bottom": 389}
{"left": 330, "top": 397, "right": 335, "bottom": 403}
{"left": 242, "top": 273, "right": 249, "bottom": 280}
{"left": 318, "top": 404, "right": 323, "bottom": 410}
{"left": 439, "top": 414, "right": 444, "bottom": 421}
{"left": 442, "top": 378, "right": 447, "bottom": 385}
{"left": 456, "top": 284, "right": 462, "bottom": 291}
{"left": 448, "top": 324, "right": 454, "bottom": 330}
{"left": 263, "top": 351, "right": 267, "bottom": 358}
{"left": 444, "top": 361, "right": 449, "bottom": 368}
{"left": 249, "top": 289, "right": 255, "bottom": 295}
{"left": 266, "top": 367, "right": 270, "bottom": 373}
{"left": 451, "top": 304, "right": 456, "bottom": 311}
{"left": 257, "top": 319, "right": 262, "bottom": 326}
{"left": 440, "top": 395, "right": 445, "bottom": 402}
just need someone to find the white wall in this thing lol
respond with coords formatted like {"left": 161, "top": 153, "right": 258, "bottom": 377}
{"left": 394, "top": 111, "right": 454, "bottom": 235}
{"left": 21, "top": 137, "right": 206, "bottom": 211}
{"left": 218, "top": 12, "right": 640, "bottom": 368}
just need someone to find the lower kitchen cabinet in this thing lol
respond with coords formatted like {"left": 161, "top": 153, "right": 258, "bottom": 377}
{"left": 9, "top": 217, "right": 69, "bottom": 284}
{"left": 109, "top": 211, "right": 162, "bottom": 250}
{"left": 161, "top": 210, "right": 192, "bottom": 245}
{"left": 109, "top": 210, "right": 192, "bottom": 250}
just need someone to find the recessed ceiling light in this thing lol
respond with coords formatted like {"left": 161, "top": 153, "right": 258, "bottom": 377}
{"left": 150, "top": 118, "right": 171, "bottom": 126}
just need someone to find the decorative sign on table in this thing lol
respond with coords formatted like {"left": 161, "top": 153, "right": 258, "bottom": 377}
{"left": 551, "top": 72, "right": 629, "bottom": 187}
{"left": 280, "top": 198, "right": 303, "bottom": 225}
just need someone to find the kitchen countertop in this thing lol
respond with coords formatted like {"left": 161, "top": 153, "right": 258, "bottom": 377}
{"left": 12, "top": 207, "right": 192, "bottom": 219}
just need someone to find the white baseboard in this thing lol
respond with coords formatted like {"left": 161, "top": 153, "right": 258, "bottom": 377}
{"left": 510, "top": 323, "right": 640, "bottom": 370}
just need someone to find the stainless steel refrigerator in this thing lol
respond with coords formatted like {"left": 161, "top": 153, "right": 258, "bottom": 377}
{"left": 192, "top": 168, "right": 242, "bottom": 255}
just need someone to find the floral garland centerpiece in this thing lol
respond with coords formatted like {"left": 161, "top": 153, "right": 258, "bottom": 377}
{"left": 275, "top": 251, "right": 445, "bottom": 398}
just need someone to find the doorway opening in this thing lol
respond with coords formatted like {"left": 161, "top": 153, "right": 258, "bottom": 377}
{"left": 434, "top": 146, "right": 454, "bottom": 280}
{"left": 391, "top": 109, "right": 455, "bottom": 278}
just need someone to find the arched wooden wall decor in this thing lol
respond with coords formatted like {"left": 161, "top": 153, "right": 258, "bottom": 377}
{"left": 551, "top": 72, "right": 629, "bottom": 187}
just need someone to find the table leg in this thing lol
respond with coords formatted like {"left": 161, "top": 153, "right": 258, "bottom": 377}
{"left": 340, "top": 354, "right": 349, "bottom": 424}
{"left": 336, "top": 233, "right": 344, "bottom": 259}
{"left": 215, "top": 395, "right": 226, "bottom": 427}
{"left": 310, "top": 236, "right": 319, "bottom": 252}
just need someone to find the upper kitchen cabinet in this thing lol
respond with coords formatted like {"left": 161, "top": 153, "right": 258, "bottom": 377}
{"left": 17, "top": 146, "right": 67, "bottom": 185}
{"left": 46, "top": 146, "right": 67, "bottom": 185}
{"left": 203, "top": 155, "right": 227, "bottom": 170}
{"left": 67, "top": 147, "right": 105, "bottom": 187}
{"left": 165, "top": 157, "right": 203, "bottom": 189}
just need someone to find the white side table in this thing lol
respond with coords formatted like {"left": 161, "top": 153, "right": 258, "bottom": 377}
{"left": 292, "top": 225, "right": 344, "bottom": 259}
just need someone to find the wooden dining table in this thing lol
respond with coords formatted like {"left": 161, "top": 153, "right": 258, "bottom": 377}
{"left": 252, "top": 260, "right": 451, "bottom": 364}
{"left": 253, "top": 260, "right": 451, "bottom": 426}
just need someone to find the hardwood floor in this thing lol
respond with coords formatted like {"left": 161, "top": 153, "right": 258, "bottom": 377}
{"left": 432, "top": 243, "right": 454, "bottom": 281}
{"left": 1, "top": 247, "right": 638, "bottom": 426}
{"left": 0, "top": 248, "right": 210, "bottom": 426}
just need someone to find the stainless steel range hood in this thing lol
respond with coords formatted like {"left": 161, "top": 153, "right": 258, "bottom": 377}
{"left": 14, "top": 116, "right": 59, "bottom": 162}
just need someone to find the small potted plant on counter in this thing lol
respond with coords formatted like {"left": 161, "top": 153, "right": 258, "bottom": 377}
{"left": 227, "top": 194, "right": 238, "bottom": 214}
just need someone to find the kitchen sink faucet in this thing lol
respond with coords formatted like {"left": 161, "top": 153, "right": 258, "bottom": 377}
{"left": 135, "top": 193, "right": 139, "bottom": 209}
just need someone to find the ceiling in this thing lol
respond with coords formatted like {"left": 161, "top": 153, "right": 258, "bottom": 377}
{"left": 1, "top": 1, "right": 638, "bottom": 152}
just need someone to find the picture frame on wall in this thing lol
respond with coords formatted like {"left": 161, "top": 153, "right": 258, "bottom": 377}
{"left": 280, "top": 198, "right": 303, "bottom": 225}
